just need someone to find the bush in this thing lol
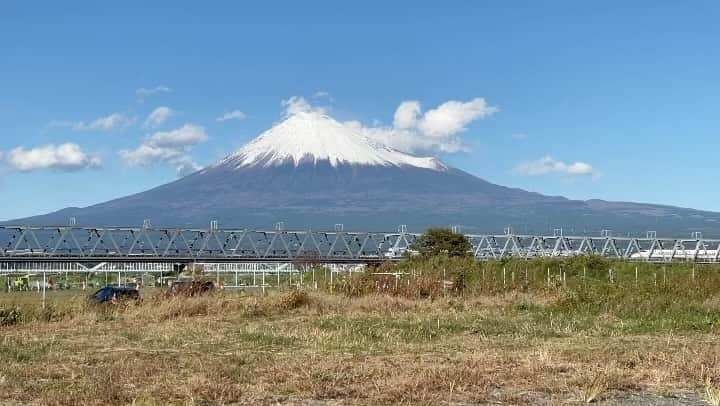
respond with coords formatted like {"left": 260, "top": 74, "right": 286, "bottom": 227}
{"left": 278, "top": 289, "right": 311, "bottom": 310}
{"left": 412, "top": 228, "right": 472, "bottom": 257}
{"left": 0, "top": 307, "right": 22, "bottom": 326}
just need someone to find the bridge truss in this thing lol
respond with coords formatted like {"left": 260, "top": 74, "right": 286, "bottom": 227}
{"left": 0, "top": 226, "right": 718, "bottom": 266}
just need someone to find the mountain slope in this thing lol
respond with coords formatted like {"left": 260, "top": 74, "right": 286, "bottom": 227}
{"left": 10, "top": 112, "right": 720, "bottom": 235}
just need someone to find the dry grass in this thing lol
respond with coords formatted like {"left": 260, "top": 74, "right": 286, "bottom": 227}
{"left": 702, "top": 365, "right": 720, "bottom": 406}
{"left": 1, "top": 286, "right": 719, "bottom": 405}
{"left": 570, "top": 369, "right": 609, "bottom": 403}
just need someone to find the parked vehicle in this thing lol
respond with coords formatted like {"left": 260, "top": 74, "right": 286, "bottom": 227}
{"left": 88, "top": 286, "right": 140, "bottom": 303}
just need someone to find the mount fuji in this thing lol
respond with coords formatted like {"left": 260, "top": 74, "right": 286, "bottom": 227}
{"left": 12, "top": 111, "right": 720, "bottom": 235}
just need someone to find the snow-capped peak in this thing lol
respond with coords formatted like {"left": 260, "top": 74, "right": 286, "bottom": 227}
{"left": 218, "top": 111, "right": 447, "bottom": 170}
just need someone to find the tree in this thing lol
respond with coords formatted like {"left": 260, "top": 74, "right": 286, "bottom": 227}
{"left": 412, "top": 227, "right": 472, "bottom": 257}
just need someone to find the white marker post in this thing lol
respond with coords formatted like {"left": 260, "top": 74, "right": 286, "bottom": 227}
{"left": 42, "top": 271, "right": 46, "bottom": 309}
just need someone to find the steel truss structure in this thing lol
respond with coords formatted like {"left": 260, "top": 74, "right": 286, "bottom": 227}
{"left": 466, "top": 231, "right": 720, "bottom": 262}
{"left": 0, "top": 226, "right": 414, "bottom": 264}
{"left": 0, "top": 225, "right": 719, "bottom": 264}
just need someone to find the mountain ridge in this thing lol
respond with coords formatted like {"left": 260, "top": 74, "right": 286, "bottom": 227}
{"left": 7, "top": 112, "right": 720, "bottom": 236}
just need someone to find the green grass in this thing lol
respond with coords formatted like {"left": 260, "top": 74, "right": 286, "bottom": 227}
{"left": 2, "top": 257, "right": 720, "bottom": 404}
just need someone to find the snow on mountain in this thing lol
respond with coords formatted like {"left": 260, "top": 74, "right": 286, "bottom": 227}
{"left": 217, "top": 111, "right": 447, "bottom": 170}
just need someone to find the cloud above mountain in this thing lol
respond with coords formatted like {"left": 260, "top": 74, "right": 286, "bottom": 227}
{"left": 513, "top": 156, "right": 596, "bottom": 176}
{"left": 119, "top": 124, "right": 206, "bottom": 177}
{"left": 2, "top": 143, "right": 101, "bottom": 172}
{"left": 375, "top": 98, "right": 497, "bottom": 153}
{"left": 48, "top": 112, "right": 135, "bottom": 132}
{"left": 136, "top": 85, "right": 172, "bottom": 96}
{"left": 281, "top": 96, "right": 498, "bottom": 154}
{"left": 216, "top": 110, "right": 247, "bottom": 122}
{"left": 143, "top": 106, "right": 173, "bottom": 128}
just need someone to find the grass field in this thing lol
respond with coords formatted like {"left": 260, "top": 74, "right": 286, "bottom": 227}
{"left": 2, "top": 258, "right": 720, "bottom": 405}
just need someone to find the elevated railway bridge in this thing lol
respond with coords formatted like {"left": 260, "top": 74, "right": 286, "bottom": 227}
{"left": 0, "top": 225, "right": 718, "bottom": 275}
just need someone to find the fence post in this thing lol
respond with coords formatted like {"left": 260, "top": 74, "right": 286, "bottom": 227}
{"left": 482, "top": 266, "right": 485, "bottom": 290}
{"left": 444, "top": 268, "right": 447, "bottom": 294}
{"left": 635, "top": 266, "right": 638, "bottom": 287}
{"left": 42, "top": 270, "right": 46, "bottom": 309}
{"left": 547, "top": 267, "right": 550, "bottom": 287}
{"left": 692, "top": 265, "right": 696, "bottom": 283}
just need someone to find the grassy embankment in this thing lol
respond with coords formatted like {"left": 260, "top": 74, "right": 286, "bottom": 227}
{"left": 2, "top": 256, "right": 720, "bottom": 405}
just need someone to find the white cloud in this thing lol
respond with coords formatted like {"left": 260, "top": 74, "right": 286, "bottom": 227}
{"left": 3, "top": 143, "right": 101, "bottom": 172}
{"left": 119, "top": 124, "right": 206, "bottom": 175}
{"left": 277, "top": 96, "right": 496, "bottom": 154}
{"left": 282, "top": 96, "right": 327, "bottom": 117}
{"left": 346, "top": 98, "right": 497, "bottom": 154}
{"left": 147, "top": 124, "right": 206, "bottom": 148}
{"left": 143, "top": 106, "right": 173, "bottom": 128}
{"left": 176, "top": 160, "right": 202, "bottom": 177}
{"left": 48, "top": 113, "right": 135, "bottom": 132}
{"left": 216, "top": 110, "right": 247, "bottom": 122}
{"left": 393, "top": 101, "right": 421, "bottom": 130}
{"left": 418, "top": 98, "right": 498, "bottom": 138}
{"left": 513, "top": 156, "right": 596, "bottom": 176}
{"left": 136, "top": 85, "right": 172, "bottom": 96}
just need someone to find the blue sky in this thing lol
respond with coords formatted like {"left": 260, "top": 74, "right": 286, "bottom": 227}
{"left": 1, "top": 1, "right": 719, "bottom": 221}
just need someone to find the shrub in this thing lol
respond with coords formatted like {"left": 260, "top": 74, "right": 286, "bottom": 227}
{"left": 278, "top": 289, "right": 311, "bottom": 310}
{"left": 412, "top": 228, "right": 472, "bottom": 257}
{"left": 0, "top": 307, "right": 22, "bottom": 326}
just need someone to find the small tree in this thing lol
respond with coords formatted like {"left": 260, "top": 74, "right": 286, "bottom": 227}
{"left": 412, "top": 227, "right": 472, "bottom": 257}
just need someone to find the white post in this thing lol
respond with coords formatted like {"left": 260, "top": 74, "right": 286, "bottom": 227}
{"left": 547, "top": 267, "right": 550, "bottom": 287}
{"left": 443, "top": 268, "right": 445, "bottom": 292}
{"left": 42, "top": 271, "right": 46, "bottom": 309}
{"left": 635, "top": 266, "right": 638, "bottom": 287}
